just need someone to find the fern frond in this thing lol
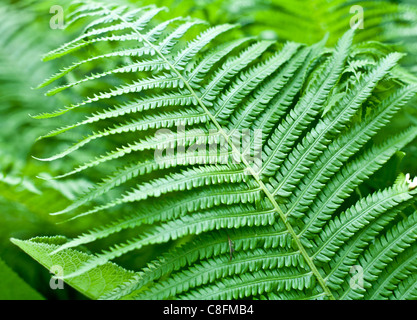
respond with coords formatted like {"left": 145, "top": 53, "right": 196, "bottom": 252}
{"left": 13, "top": 0, "right": 417, "bottom": 301}
{"left": 340, "top": 209, "right": 417, "bottom": 299}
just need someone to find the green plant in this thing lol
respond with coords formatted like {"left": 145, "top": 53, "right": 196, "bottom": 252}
{"left": 6, "top": 0, "right": 417, "bottom": 300}
{"left": 132, "top": 0, "right": 417, "bottom": 63}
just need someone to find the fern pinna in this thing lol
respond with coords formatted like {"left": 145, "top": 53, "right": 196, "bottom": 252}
{"left": 13, "top": 0, "right": 417, "bottom": 300}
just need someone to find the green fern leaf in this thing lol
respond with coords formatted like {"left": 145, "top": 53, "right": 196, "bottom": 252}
{"left": 13, "top": 0, "right": 417, "bottom": 300}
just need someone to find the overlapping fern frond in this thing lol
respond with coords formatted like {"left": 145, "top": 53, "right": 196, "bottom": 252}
{"left": 13, "top": 0, "right": 417, "bottom": 300}
{"left": 137, "top": 0, "right": 417, "bottom": 52}
{"left": 235, "top": 0, "right": 417, "bottom": 123}
{"left": 173, "top": 0, "right": 412, "bottom": 49}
